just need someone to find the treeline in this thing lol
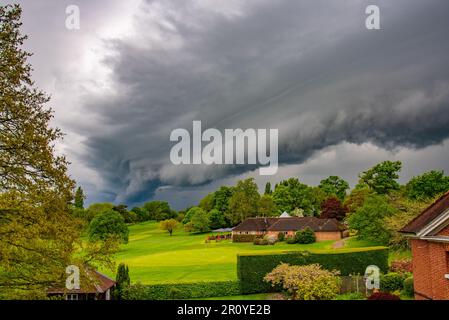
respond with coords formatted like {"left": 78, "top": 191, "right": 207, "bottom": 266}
{"left": 73, "top": 160, "right": 449, "bottom": 247}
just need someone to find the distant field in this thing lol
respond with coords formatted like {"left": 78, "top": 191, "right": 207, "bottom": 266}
{"left": 106, "top": 221, "right": 379, "bottom": 284}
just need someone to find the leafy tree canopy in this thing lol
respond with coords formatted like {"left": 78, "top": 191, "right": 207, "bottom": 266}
{"left": 88, "top": 210, "right": 129, "bottom": 244}
{"left": 405, "top": 170, "right": 449, "bottom": 200}
{"left": 358, "top": 161, "right": 402, "bottom": 194}
{"left": 318, "top": 176, "right": 349, "bottom": 200}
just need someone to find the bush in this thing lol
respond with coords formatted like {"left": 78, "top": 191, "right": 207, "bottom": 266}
{"left": 254, "top": 237, "right": 268, "bottom": 245}
{"left": 403, "top": 276, "right": 414, "bottom": 297}
{"left": 380, "top": 272, "right": 405, "bottom": 292}
{"left": 88, "top": 210, "right": 129, "bottom": 243}
{"left": 286, "top": 237, "right": 296, "bottom": 244}
{"left": 295, "top": 227, "right": 316, "bottom": 244}
{"left": 367, "top": 292, "right": 401, "bottom": 300}
{"left": 277, "top": 232, "right": 285, "bottom": 242}
{"left": 121, "top": 281, "right": 240, "bottom": 300}
{"left": 264, "top": 234, "right": 277, "bottom": 245}
{"left": 334, "top": 292, "right": 365, "bottom": 300}
{"left": 238, "top": 248, "right": 389, "bottom": 294}
{"left": 233, "top": 234, "right": 257, "bottom": 242}
{"left": 264, "top": 263, "right": 340, "bottom": 300}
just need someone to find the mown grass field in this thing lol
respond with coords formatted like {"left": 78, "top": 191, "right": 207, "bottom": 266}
{"left": 106, "top": 221, "right": 381, "bottom": 285}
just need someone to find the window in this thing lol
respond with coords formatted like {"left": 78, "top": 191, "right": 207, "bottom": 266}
{"left": 66, "top": 294, "right": 79, "bottom": 300}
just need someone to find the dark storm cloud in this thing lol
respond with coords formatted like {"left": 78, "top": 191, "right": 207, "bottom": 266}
{"left": 22, "top": 0, "right": 449, "bottom": 205}
{"left": 67, "top": 0, "right": 449, "bottom": 204}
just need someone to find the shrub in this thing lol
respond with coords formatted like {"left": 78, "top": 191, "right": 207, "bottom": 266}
{"left": 115, "top": 263, "right": 130, "bottom": 299}
{"left": 121, "top": 281, "right": 240, "bottom": 300}
{"left": 238, "top": 248, "right": 389, "bottom": 294}
{"left": 380, "top": 272, "right": 405, "bottom": 292}
{"left": 88, "top": 210, "right": 129, "bottom": 243}
{"left": 277, "top": 232, "right": 285, "bottom": 242}
{"left": 264, "top": 234, "right": 277, "bottom": 245}
{"left": 233, "top": 234, "right": 257, "bottom": 242}
{"left": 334, "top": 292, "right": 365, "bottom": 300}
{"left": 264, "top": 263, "right": 340, "bottom": 300}
{"left": 403, "top": 276, "right": 414, "bottom": 297}
{"left": 367, "top": 292, "right": 401, "bottom": 300}
{"left": 295, "top": 227, "right": 316, "bottom": 244}
{"left": 286, "top": 237, "right": 296, "bottom": 244}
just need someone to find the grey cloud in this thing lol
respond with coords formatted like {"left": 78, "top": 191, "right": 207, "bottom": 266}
{"left": 17, "top": 0, "right": 449, "bottom": 206}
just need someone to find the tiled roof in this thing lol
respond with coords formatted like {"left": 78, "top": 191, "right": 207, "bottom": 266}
{"left": 400, "top": 191, "right": 449, "bottom": 234}
{"left": 233, "top": 217, "right": 345, "bottom": 232}
{"left": 232, "top": 217, "right": 279, "bottom": 232}
{"left": 268, "top": 217, "right": 344, "bottom": 232}
{"left": 47, "top": 269, "right": 116, "bottom": 294}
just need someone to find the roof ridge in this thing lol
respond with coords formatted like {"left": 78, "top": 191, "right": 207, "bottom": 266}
{"left": 401, "top": 191, "right": 449, "bottom": 233}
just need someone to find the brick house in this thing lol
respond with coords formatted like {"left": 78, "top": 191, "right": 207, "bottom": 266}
{"left": 232, "top": 216, "right": 346, "bottom": 242}
{"left": 400, "top": 191, "right": 449, "bottom": 300}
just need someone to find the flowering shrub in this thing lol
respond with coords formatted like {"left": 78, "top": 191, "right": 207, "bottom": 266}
{"left": 367, "top": 292, "right": 401, "bottom": 300}
{"left": 264, "top": 263, "right": 340, "bottom": 300}
{"left": 390, "top": 259, "right": 413, "bottom": 273}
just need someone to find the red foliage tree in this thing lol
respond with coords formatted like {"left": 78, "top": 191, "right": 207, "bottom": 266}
{"left": 319, "top": 197, "right": 348, "bottom": 221}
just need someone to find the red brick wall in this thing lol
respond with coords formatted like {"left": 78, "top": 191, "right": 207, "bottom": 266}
{"left": 410, "top": 239, "right": 449, "bottom": 300}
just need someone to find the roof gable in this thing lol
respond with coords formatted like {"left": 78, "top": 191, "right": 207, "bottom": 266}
{"left": 401, "top": 191, "right": 449, "bottom": 235}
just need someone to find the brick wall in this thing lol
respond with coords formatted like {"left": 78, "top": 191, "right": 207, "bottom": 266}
{"left": 315, "top": 231, "right": 342, "bottom": 241}
{"left": 411, "top": 238, "right": 449, "bottom": 300}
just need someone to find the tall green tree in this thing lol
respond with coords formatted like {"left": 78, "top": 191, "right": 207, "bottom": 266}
{"left": 74, "top": 186, "right": 85, "bottom": 209}
{"left": 318, "top": 176, "right": 349, "bottom": 200}
{"left": 115, "top": 263, "right": 130, "bottom": 299}
{"left": 0, "top": 5, "right": 81, "bottom": 298}
{"left": 358, "top": 161, "right": 402, "bottom": 194}
{"left": 185, "top": 208, "right": 210, "bottom": 233}
{"left": 264, "top": 182, "right": 272, "bottom": 195}
{"left": 228, "top": 178, "right": 260, "bottom": 224}
{"left": 348, "top": 195, "right": 397, "bottom": 245}
{"left": 272, "top": 178, "right": 315, "bottom": 215}
{"left": 88, "top": 210, "right": 129, "bottom": 244}
{"left": 143, "top": 201, "right": 176, "bottom": 221}
{"left": 258, "top": 194, "right": 277, "bottom": 217}
{"left": 405, "top": 170, "right": 449, "bottom": 200}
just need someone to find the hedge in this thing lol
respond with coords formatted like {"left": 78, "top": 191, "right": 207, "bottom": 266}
{"left": 237, "top": 247, "right": 389, "bottom": 294}
{"left": 122, "top": 280, "right": 240, "bottom": 300}
{"left": 232, "top": 234, "right": 257, "bottom": 242}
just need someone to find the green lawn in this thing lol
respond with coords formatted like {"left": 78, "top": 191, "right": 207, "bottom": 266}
{"left": 106, "top": 221, "right": 372, "bottom": 284}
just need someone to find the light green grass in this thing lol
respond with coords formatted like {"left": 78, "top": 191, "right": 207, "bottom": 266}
{"left": 106, "top": 221, "right": 378, "bottom": 284}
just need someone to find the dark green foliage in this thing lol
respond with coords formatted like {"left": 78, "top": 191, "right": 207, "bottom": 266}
{"left": 318, "top": 176, "right": 349, "bottom": 200}
{"left": 131, "top": 207, "right": 149, "bottom": 222}
{"left": 348, "top": 195, "right": 397, "bottom": 245}
{"left": 380, "top": 272, "right": 405, "bottom": 292}
{"left": 74, "top": 186, "right": 85, "bottom": 209}
{"left": 237, "top": 248, "right": 389, "bottom": 294}
{"left": 121, "top": 281, "right": 241, "bottom": 300}
{"left": 88, "top": 210, "right": 129, "bottom": 243}
{"left": 403, "top": 276, "right": 414, "bottom": 297}
{"left": 113, "top": 204, "right": 137, "bottom": 223}
{"left": 405, "top": 170, "right": 449, "bottom": 200}
{"left": 232, "top": 234, "right": 257, "bottom": 242}
{"left": 228, "top": 178, "right": 261, "bottom": 225}
{"left": 143, "top": 201, "right": 176, "bottom": 221}
{"left": 264, "top": 182, "right": 272, "bottom": 195}
{"left": 272, "top": 178, "right": 321, "bottom": 216}
{"left": 277, "top": 232, "right": 285, "bottom": 242}
{"left": 358, "top": 160, "right": 402, "bottom": 194}
{"left": 185, "top": 207, "right": 210, "bottom": 233}
{"left": 286, "top": 237, "right": 296, "bottom": 244}
{"left": 208, "top": 209, "right": 226, "bottom": 229}
{"left": 115, "top": 263, "right": 130, "bottom": 299}
{"left": 295, "top": 227, "right": 316, "bottom": 244}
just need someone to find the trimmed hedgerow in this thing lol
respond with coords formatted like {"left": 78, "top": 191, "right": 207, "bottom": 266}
{"left": 237, "top": 247, "right": 389, "bottom": 294}
{"left": 232, "top": 234, "right": 257, "bottom": 242}
{"left": 121, "top": 280, "right": 240, "bottom": 300}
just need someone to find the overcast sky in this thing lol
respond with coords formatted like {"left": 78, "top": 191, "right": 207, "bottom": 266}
{"left": 5, "top": 0, "right": 449, "bottom": 209}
